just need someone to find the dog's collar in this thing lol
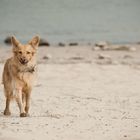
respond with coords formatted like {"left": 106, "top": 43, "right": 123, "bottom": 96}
{"left": 18, "top": 65, "right": 36, "bottom": 73}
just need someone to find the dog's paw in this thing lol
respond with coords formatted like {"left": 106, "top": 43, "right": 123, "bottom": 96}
{"left": 4, "top": 110, "right": 11, "bottom": 116}
{"left": 20, "top": 113, "right": 28, "bottom": 117}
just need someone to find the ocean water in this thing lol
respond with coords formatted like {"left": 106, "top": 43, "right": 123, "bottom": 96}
{"left": 0, "top": 0, "right": 140, "bottom": 44}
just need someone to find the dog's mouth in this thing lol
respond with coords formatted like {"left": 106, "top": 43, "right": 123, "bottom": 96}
{"left": 19, "top": 58, "right": 29, "bottom": 65}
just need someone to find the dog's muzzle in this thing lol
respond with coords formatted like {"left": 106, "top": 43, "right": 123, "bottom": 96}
{"left": 19, "top": 58, "right": 28, "bottom": 65}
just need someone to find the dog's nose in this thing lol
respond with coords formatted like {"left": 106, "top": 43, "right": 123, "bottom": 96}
{"left": 20, "top": 58, "right": 28, "bottom": 64}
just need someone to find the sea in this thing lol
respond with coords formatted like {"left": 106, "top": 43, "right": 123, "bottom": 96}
{"left": 0, "top": 0, "right": 140, "bottom": 44}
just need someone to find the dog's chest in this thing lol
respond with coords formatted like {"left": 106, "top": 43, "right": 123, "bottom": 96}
{"left": 17, "top": 66, "right": 36, "bottom": 84}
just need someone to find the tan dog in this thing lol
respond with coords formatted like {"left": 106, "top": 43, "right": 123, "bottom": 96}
{"left": 2, "top": 36, "right": 40, "bottom": 117}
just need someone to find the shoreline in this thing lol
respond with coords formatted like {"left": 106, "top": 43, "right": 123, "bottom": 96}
{"left": 2, "top": 36, "right": 140, "bottom": 47}
{"left": 0, "top": 43, "right": 140, "bottom": 65}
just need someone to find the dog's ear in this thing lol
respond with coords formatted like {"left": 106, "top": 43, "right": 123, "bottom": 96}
{"left": 11, "top": 36, "right": 20, "bottom": 48}
{"left": 28, "top": 36, "right": 40, "bottom": 49}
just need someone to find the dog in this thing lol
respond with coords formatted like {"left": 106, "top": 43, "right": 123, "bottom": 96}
{"left": 2, "top": 36, "right": 40, "bottom": 117}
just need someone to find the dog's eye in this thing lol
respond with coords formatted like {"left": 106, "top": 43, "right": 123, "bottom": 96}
{"left": 18, "top": 51, "right": 22, "bottom": 54}
{"left": 27, "top": 51, "right": 31, "bottom": 54}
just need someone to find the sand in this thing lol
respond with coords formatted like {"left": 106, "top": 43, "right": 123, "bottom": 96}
{"left": 0, "top": 45, "right": 140, "bottom": 140}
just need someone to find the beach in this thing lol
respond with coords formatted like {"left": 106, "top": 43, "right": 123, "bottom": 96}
{"left": 0, "top": 44, "right": 140, "bottom": 140}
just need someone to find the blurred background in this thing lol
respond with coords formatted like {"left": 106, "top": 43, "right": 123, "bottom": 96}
{"left": 0, "top": 0, "right": 140, "bottom": 44}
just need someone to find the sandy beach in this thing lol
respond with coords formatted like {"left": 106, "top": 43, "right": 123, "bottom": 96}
{"left": 0, "top": 44, "right": 140, "bottom": 140}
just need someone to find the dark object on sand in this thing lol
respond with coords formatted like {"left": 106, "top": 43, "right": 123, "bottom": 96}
{"left": 69, "top": 42, "right": 78, "bottom": 46}
{"left": 58, "top": 42, "right": 65, "bottom": 47}
{"left": 4, "top": 36, "right": 11, "bottom": 45}
{"left": 95, "top": 41, "right": 110, "bottom": 50}
{"left": 42, "top": 54, "right": 52, "bottom": 60}
{"left": 98, "top": 53, "right": 111, "bottom": 60}
{"left": 137, "top": 42, "right": 140, "bottom": 44}
{"left": 39, "top": 38, "right": 50, "bottom": 46}
{"left": 69, "top": 56, "right": 84, "bottom": 60}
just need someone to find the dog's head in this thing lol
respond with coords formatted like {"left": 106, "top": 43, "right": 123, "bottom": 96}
{"left": 11, "top": 36, "right": 40, "bottom": 65}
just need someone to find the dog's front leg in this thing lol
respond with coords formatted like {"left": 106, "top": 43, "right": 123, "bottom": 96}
{"left": 25, "top": 87, "right": 32, "bottom": 116}
{"left": 4, "top": 96, "right": 11, "bottom": 116}
{"left": 15, "top": 88, "right": 27, "bottom": 117}
{"left": 25, "top": 93, "right": 31, "bottom": 116}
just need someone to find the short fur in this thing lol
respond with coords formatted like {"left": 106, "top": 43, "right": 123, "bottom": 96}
{"left": 2, "top": 36, "right": 40, "bottom": 117}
